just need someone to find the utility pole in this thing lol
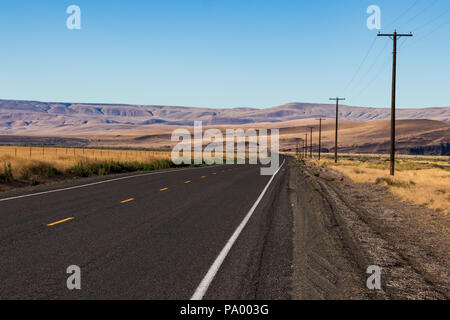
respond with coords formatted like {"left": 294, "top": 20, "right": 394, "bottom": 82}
{"left": 302, "top": 139, "right": 305, "bottom": 159}
{"left": 307, "top": 127, "right": 313, "bottom": 158}
{"left": 305, "top": 133, "right": 308, "bottom": 159}
{"left": 329, "top": 97, "right": 346, "bottom": 163}
{"left": 315, "top": 118, "right": 324, "bottom": 160}
{"left": 378, "top": 30, "right": 413, "bottom": 176}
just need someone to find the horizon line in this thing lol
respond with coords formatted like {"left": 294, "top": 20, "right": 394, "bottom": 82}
{"left": 0, "top": 97, "right": 447, "bottom": 111}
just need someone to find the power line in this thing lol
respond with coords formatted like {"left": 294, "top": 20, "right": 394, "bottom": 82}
{"left": 402, "top": 0, "right": 439, "bottom": 28}
{"left": 385, "top": 2, "right": 446, "bottom": 55}
{"left": 412, "top": 7, "right": 450, "bottom": 33}
{"left": 352, "top": 39, "right": 391, "bottom": 96}
{"left": 414, "top": 16, "right": 450, "bottom": 42}
{"left": 356, "top": 55, "right": 391, "bottom": 97}
{"left": 400, "top": 14, "right": 450, "bottom": 50}
{"left": 346, "top": 39, "right": 390, "bottom": 95}
{"left": 343, "top": 36, "right": 377, "bottom": 94}
{"left": 344, "top": 2, "right": 423, "bottom": 96}
{"left": 397, "top": 36, "right": 409, "bottom": 50}
{"left": 383, "top": 0, "right": 422, "bottom": 29}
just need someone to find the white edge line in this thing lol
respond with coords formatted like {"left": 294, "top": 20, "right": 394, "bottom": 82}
{"left": 190, "top": 159, "right": 286, "bottom": 300}
{"left": 0, "top": 165, "right": 218, "bottom": 203}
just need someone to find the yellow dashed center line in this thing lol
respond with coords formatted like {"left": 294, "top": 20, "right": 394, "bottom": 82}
{"left": 160, "top": 187, "right": 169, "bottom": 191}
{"left": 120, "top": 198, "right": 135, "bottom": 204}
{"left": 47, "top": 217, "right": 74, "bottom": 227}
{"left": 184, "top": 181, "right": 192, "bottom": 184}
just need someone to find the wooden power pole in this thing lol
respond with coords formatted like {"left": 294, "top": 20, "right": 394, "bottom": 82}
{"left": 307, "top": 127, "right": 313, "bottom": 159}
{"left": 315, "top": 118, "right": 325, "bottom": 160}
{"left": 329, "top": 97, "right": 346, "bottom": 163}
{"left": 378, "top": 30, "right": 413, "bottom": 176}
{"left": 304, "top": 133, "right": 308, "bottom": 158}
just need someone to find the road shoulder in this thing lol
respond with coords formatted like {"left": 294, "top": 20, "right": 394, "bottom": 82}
{"left": 289, "top": 158, "right": 448, "bottom": 300}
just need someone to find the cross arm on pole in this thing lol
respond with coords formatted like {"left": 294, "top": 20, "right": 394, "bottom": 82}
{"left": 378, "top": 32, "right": 413, "bottom": 38}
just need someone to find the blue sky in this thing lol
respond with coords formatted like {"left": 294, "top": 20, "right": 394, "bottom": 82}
{"left": 0, "top": 0, "right": 449, "bottom": 109}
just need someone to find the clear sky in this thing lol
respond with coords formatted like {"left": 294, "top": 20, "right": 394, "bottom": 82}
{"left": 0, "top": 0, "right": 449, "bottom": 109}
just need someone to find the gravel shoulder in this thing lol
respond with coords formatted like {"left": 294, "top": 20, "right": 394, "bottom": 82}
{"left": 289, "top": 158, "right": 449, "bottom": 300}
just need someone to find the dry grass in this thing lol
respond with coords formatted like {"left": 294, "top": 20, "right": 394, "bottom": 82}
{"left": 285, "top": 151, "right": 450, "bottom": 163}
{"left": 314, "top": 157, "right": 450, "bottom": 215}
{"left": 0, "top": 146, "right": 171, "bottom": 179}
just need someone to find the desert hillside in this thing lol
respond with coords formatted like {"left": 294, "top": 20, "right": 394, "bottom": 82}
{"left": 1, "top": 99, "right": 449, "bottom": 155}
{"left": 0, "top": 99, "right": 449, "bottom": 134}
{"left": 1, "top": 119, "right": 446, "bottom": 155}
{"left": 276, "top": 119, "right": 450, "bottom": 155}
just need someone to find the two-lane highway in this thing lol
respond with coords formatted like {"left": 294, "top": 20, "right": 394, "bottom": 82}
{"left": 0, "top": 161, "right": 291, "bottom": 299}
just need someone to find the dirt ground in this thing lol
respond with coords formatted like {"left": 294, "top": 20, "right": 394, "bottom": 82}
{"left": 288, "top": 158, "right": 449, "bottom": 300}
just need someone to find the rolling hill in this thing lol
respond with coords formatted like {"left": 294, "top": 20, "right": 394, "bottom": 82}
{"left": 0, "top": 99, "right": 449, "bottom": 155}
{"left": 0, "top": 99, "right": 449, "bottom": 134}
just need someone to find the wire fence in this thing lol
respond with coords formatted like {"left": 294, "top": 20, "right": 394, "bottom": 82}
{"left": 0, "top": 145, "right": 172, "bottom": 168}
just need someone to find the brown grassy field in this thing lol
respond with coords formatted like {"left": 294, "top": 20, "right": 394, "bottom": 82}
{"left": 1, "top": 119, "right": 448, "bottom": 156}
{"left": 0, "top": 145, "right": 172, "bottom": 181}
{"left": 0, "top": 145, "right": 245, "bottom": 189}
{"left": 309, "top": 156, "right": 450, "bottom": 214}
{"left": 92, "top": 119, "right": 449, "bottom": 157}
{"left": 2, "top": 144, "right": 449, "bottom": 214}
{"left": 277, "top": 119, "right": 449, "bottom": 154}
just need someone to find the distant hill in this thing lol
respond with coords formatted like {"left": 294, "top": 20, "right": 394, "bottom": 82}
{"left": 275, "top": 119, "right": 450, "bottom": 155}
{"left": 0, "top": 99, "right": 449, "bottom": 134}
{"left": 0, "top": 99, "right": 448, "bottom": 155}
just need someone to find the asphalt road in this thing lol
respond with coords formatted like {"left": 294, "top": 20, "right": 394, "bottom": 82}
{"left": 0, "top": 160, "right": 292, "bottom": 299}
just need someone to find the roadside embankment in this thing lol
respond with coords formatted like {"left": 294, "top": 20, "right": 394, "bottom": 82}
{"left": 289, "top": 158, "right": 449, "bottom": 299}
